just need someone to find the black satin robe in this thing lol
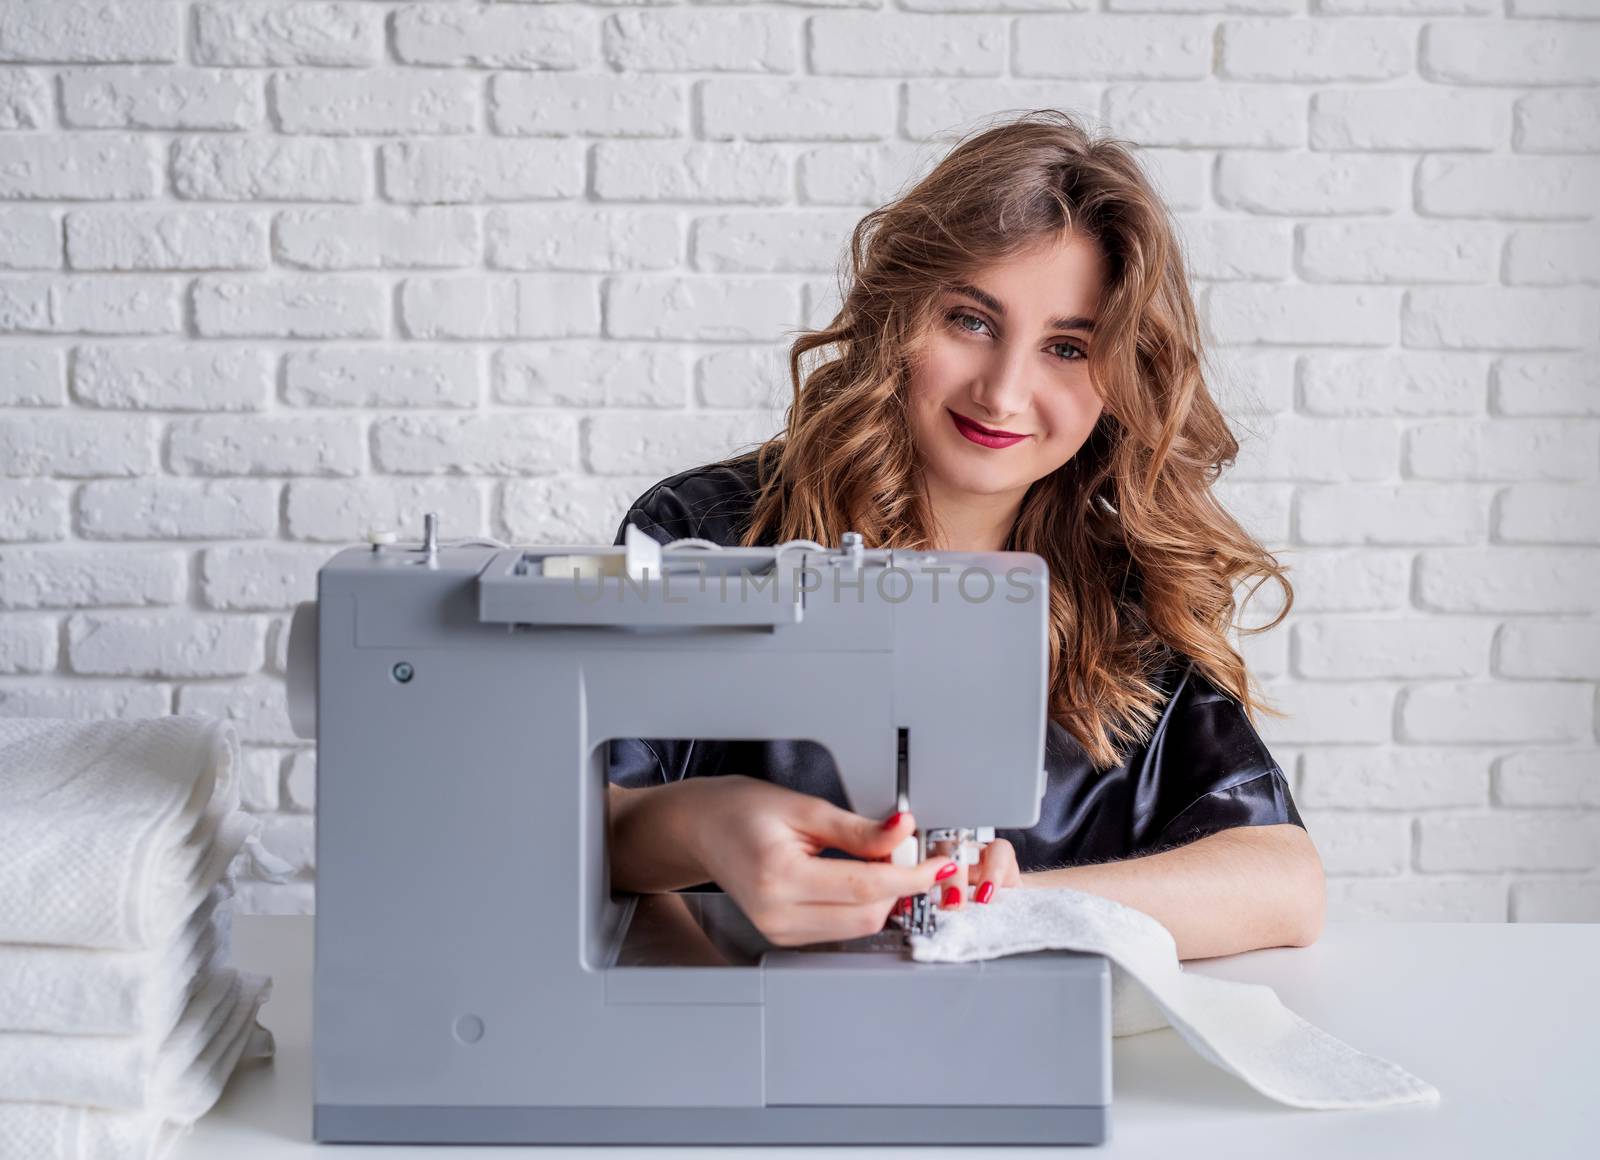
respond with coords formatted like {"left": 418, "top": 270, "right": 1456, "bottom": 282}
{"left": 607, "top": 453, "right": 1304, "bottom": 872}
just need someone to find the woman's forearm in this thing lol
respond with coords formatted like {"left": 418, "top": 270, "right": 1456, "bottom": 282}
{"left": 1020, "top": 823, "right": 1326, "bottom": 961}
{"left": 607, "top": 779, "right": 714, "bottom": 894}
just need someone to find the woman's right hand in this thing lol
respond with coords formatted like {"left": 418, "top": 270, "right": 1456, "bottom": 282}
{"left": 680, "top": 774, "right": 960, "bottom": 947}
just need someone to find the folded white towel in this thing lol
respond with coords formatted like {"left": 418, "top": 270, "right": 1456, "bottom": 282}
{"left": 0, "top": 881, "right": 231, "bottom": 1036}
{"left": 0, "top": 998, "right": 274, "bottom": 1160}
{"left": 908, "top": 887, "right": 1439, "bottom": 1110}
{"left": 0, "top": 964, "right": 270, "bottom": 1111}
{"left": 0, "top": 716, "right": 246, "bottom": 950}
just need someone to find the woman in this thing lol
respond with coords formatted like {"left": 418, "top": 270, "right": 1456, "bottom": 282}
{"left": 606, "top": 110, "right": 1325, "bottom": 962}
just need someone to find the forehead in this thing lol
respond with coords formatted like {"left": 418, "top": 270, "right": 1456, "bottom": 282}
{"left": 952, "top": 234, "right": 1104, "bottom": 320}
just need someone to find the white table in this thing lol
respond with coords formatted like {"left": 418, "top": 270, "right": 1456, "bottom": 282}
{"left": 184, "top": 916, "right": 1597, "bottom": 1157}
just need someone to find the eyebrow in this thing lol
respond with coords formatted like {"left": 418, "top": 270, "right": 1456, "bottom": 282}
{"left": 949, "top": 282, "right": 1096, "bottom": 333}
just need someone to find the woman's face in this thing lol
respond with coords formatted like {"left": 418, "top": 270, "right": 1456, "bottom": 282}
{"left": 905, "top": 233, "right": 1107, "bottom": 508}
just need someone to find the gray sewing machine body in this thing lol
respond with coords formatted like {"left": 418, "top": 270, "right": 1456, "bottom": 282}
{"left": 289, "top": 526, "right": 1112, "bottom": 1145}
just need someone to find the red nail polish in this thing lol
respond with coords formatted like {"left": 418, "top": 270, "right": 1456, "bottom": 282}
{"left": 882, "top": 811, "right": 905, "bottom": 830}
{"left": 942, "top": 885, "right": 960, "bottom": 908}
{"left": 976, "top": 881, "right": 995, "bottom": 904}
{"left": 935, "top": 862, "right": 958, "bottom": 881}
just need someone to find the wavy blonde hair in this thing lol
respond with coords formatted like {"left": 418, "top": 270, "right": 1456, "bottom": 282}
{"left": 716, "top": 109, "right": 1292, "bottom": 770}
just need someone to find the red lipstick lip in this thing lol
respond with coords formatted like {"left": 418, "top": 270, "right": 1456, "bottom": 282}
{"left": 950, "top": 410, "right": 1026, "bottom": 439}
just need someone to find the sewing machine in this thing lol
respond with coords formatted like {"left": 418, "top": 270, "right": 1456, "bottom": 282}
{"left": 285, "top": 514, "right": 1111, "bottom": 1145}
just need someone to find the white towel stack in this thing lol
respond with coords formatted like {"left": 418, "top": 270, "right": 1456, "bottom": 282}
{"left": 0, "top": 716, "right": 295, "bottom": 1160}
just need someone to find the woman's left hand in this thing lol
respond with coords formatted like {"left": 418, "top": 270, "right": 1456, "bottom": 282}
{"left": 940, "top": 836, "right": 1022, "bottom": 910}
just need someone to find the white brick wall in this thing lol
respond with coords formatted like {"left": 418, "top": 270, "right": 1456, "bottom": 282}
{"left": 1, "top": 1, "right": 1596, "bottom": 923}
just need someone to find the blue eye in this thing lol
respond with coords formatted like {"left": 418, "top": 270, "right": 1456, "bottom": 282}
{"left": 946, "top": 309, "right": 1086, "bottom": 363}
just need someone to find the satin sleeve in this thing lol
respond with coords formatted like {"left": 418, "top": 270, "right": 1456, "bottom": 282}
{"left": 1146, "top": 664, "right": 1305, "bottom": 851}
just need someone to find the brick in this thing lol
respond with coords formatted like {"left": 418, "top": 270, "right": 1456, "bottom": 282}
{"left": 78, "top": 479, "right": 276, "bottom": 541}
{"left": 284, "top": 751, "right": 316, "bottom": 811}
{"left": 0, "top": 1, "right": 180, "bottom": 63}
{"left": 381, "top": 140, "right": 582, "bottom": 204}
{"left": 1417, "top": 548, "right": 1600, "bottom": 613}
{"left": 192, "top": 277, "right": 385, "bottom": 339}
{"left": 73, "top": 344, "right": 270, "bottom": 411}
{"left": 0, "top": 67, "right": 49, "bottom": 128}
{"left": 66, "top": 209, "right": 266, "bottom": 271}
{"left": 0, "top": 612, "right": 57, "bottom": 672}
{"left": 1276, "top": 550, "right": 1412, "bottom": 612}
{"left": 284, "top": 348, "right": 480, "bottom": 409}
{"left": 1014, "top": 16, "right": 1206, "bottom": 78}
{"left": 1505, "top": 228, "right": 1600, "bottom": 287}
{"left": 1297, "top": 485, "right": 1487, "bottom": 545}
{"left": 0, "top": 346, "right": 64, "bottom": 405}
{"left": 1498, "top": 750, "right": 1599, "bottom": 807}
{"left": 284, "top": 479, "right": 484, "bottom": 543}
{"left": 1497, "top": 621, "right": 1600, "bottom": 679}
{"left": 1230, "top": 417, "right": 1398, "bottom": 481}
{"left": 258, "top": 815, "right": 315, "bottom": 871}
{"left": 0, "top": 548, "right": 185, "bottom": 609}
{"left": 1177, "top": 219, "right": 1292, "bottom": 281}
{"left": 272, "top": 71, "right": 477, "bottom": 135}
{"left": 1418, "top": 812, "right": 1600, "bottom": 871}
{"left": 1212, "top": 349, "right": 1297, "bottom": 416}
{"left": 587, "top": 412, "right": 781, "bottom": 476}
{"left": 606, "top": 277, "right": 798, "bottom": 342}
{"left": 1313, "top": 88, "right": 1508, "bottom": 151}
{"left": 1403, "top": 288, "right": 1599, "bottom": 350}
{"left": 175, "top": 680, "right": 297, "bottom": 745}
{"left": 1496, "top": 485, "right": 1600, "bottom": 543}
{"left": 0, "top": 208, "right": 58, "bottom": 269}
{"left": 693, "top": 210, "right": 863, "bottom": 273}
{"left": 1298, "top": 222, "right": 1496, "bottom": 284}
{"left": 172, "top": 137, "right": 364, "bottom": 202}
{"left": 1294, "top": 619, "right": 1491, "bottom": 678}
{"left": 1406, "top": 420, "right": 1595, "bottom": 481}
{"left": 200, "top": 546, "right": 326, "bottom": 610}
{"left": 904, "top": 80, "right": 1100, "bottom": 142}
{"left": 1511, "top": 880, "right": 1600, "bottom": 923}
{"left": 1327, "top": 878, "right": 1506, "bottom": 923}
{"left": 1108, "top": 84, "right": 1303, "bottom": 148}
{"left": 0, "top": 138, "right": 159, "bottom": 200}
{"left": 0, "top": 681, "right": 171, "bottom": 720}
{"left": 698, "top": 346, "right": 791, "bottom": 410}
{"left": 241, "top": 748, "right": 282, "bottom": 812}
{"left": 603, "top": 10, "right": 795, "bottom": 73}
{"left": 1299, "top": 351, "right": 1486, "bottom": 417}
{"left": 493, "top": 345, "right": 686, "bottom": 408}
{"left": 1221, "top": 19, "right": 1411, "bottom": 82}
{"left": 274, "top": 207, "right": 478, "bottom": 270}
{"left": 0, "top": 481, "right": 67, "bottom": 542}
{"left": 168, "top": 416, "right": 363, "bottom": 476}
{"left": 1215, "top": 153, "right": 1405, "bottom": 216}
{"left": 0, "top": 413, "right": 155, "bottom": 476}
{"left": 490, "top": 73, "right": 682, "bottom": 138}
{"left": 501, "top": 475, "right": 652, "bottom": 545}
{"left": 1207, "top": 285, "right": 1399, "bottom": 346}
{"left": 1252, "top": 680, "right": 1396, "bottom": 746}
{"left": 399, "top": 275, "right": 599, "bottom": 340}
{"left": 702, "top": 78, "right": 893, "bottom": 141}
{"left": 1422, "top": 21, "right": 1597, "bottom": 86}
{"left": 1297, "top": 811, "right": 1409, "bottom": 875}
{"left": 1417, "top": 156, "right": 1600, "bottom": 220}
{"left": 1515, "top": 90, "right": 1600, "bottom": 153}
{"left": 812, "top": 14, "right": 1004, "bottom": 76}
{"left": 370, "top": 414, "right": 578, "bottom": 475}
{"left": 60, "top": 68, "right": 259, "bottom": 130}
{"left": 1300, "top": 748, "right": 1490, "bottom": 810}
{"left": 395, "top": 4, "right": 594, "bottom": 69}
{"left": 486, "top": 208, "right": 680, "bottom": 272}
{"left": 1210, "top": 480, "right": 1292, "bottom": 544}
{"left": 66, "top": 613, "right": 261, "bottom": 677}
{"left": 796, "top": 142, "right": 939, "bottom": 205}
{"left": 1494, "top": 355, "right": 1600, "bottom": 417}
{"left": 193, "top": 2, "right": 382, "bottom": 67}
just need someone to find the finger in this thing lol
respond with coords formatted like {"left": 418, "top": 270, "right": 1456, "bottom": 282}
{"left": 790, "top": 850, "right": 959, "bottom": 906}
{"left": 805, "top": 801, "right": 919, "bottom": 863}
{"left": 939, "top": 855, "right": 968, "bottom": 910}
{"left": 971, "top": 839, "right": 1020, "bottom": 903}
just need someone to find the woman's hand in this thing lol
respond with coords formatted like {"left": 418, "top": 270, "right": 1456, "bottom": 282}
{"left": 935, "top": 836, "right": 1022, "bottom": 911}
{"left": 682, "top": 775, "right": 963, "bottom": 947}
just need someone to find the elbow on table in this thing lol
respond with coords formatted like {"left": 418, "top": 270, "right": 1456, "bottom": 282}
{"left": 1283, "top": 825, "right": 1327, "bottom": 948}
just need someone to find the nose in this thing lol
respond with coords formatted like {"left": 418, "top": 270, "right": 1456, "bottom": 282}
{"left": 968, "top": 343, "right": 1032, "bottom": 426}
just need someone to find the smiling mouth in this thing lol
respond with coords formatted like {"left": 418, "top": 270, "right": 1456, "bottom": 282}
{"left": 952, "top": 412, "right": 1025, "bottom": 438}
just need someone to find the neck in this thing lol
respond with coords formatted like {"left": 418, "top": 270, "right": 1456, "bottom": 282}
{"left": 924, "top": 476, "right": 1026, "bottom": 553}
